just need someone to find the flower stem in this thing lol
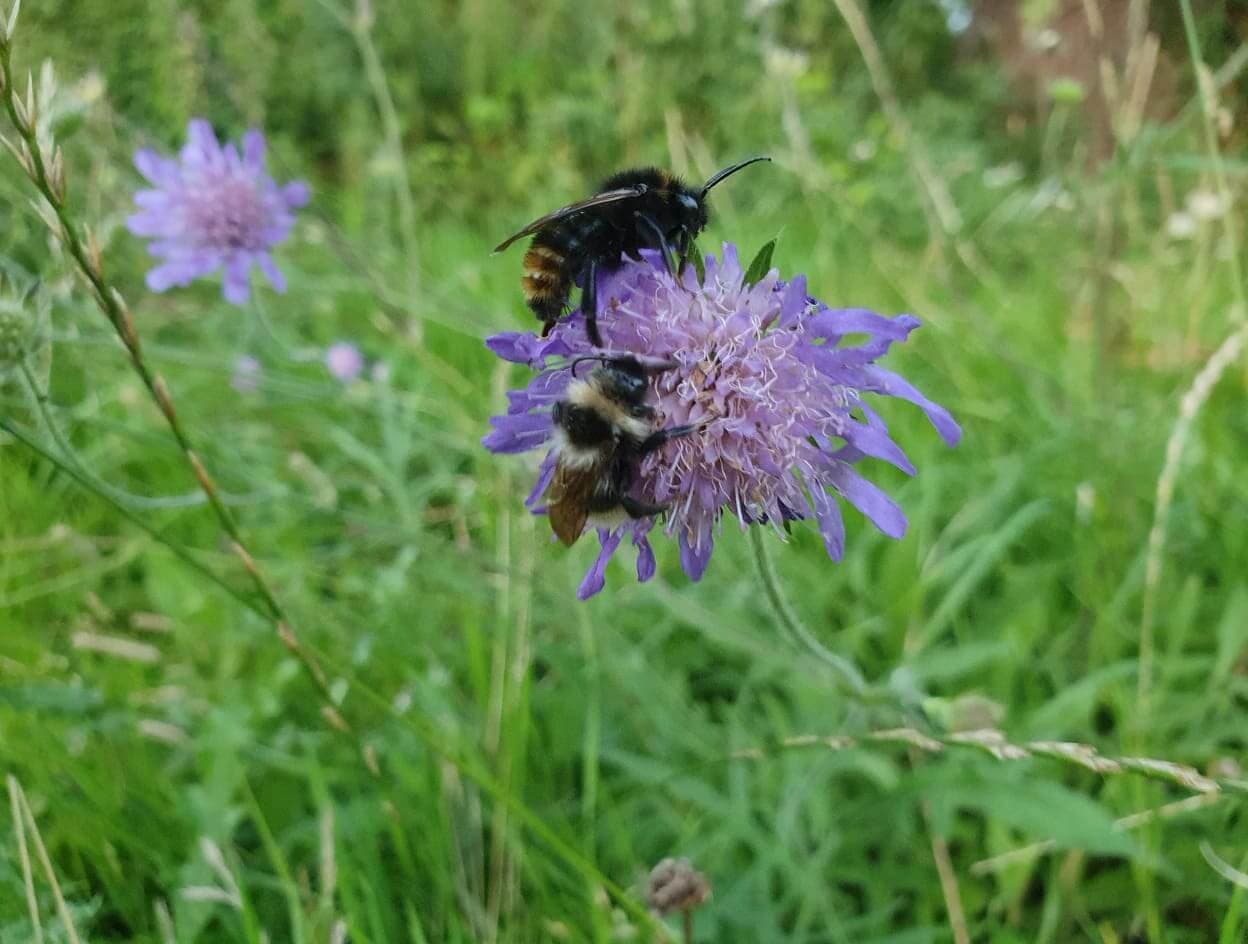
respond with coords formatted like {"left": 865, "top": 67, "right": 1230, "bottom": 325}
{"left": 16, "top": 357, "right": 214, "bottom": 510}
{"left": 747, "top": 527, "right": 868, "bottom": 697}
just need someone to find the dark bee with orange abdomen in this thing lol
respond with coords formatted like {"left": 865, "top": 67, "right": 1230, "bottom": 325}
{"left": 494, "top": 157, "right": 770, "bottom": 347}
{"left": 545, "top": 355, "right": 695, "bottom": 546}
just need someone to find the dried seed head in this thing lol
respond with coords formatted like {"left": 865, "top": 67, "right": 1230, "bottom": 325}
{"left": 4, "top": 0, "right": 22, "bottom": 45}
{"left": 84, "top": 224, "right": 103, "bottom": 279}
{"left": 645, "top": 857, "right": 711, "bottom": 916}
{"left": 47, "top": 144, "right": 65, "bottom": 203}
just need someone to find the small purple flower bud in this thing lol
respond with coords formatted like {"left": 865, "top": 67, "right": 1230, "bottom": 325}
{"left": 325, "top": 342, "right": 364, "bottom": 382}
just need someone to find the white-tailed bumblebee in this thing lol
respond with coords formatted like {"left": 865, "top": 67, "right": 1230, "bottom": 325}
{"left": 545, "top": 354, "right": 695, "bottom": 546}
{"left": 494, "top": 157, "right": 770, "bottom": 348}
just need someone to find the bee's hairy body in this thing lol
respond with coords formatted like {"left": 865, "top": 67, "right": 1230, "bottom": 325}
{"left": 545, "top": 356, "right": 695, "bottom": 546}
{"left": 519, "top": 168, "right": 697, "bottom": 334}
{"left": 498, "top": 156, "right": 768, "bottom": 346}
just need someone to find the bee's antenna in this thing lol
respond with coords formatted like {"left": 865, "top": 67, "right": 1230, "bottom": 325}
{"left": 566, "top": 355, "right": 614, "bottom": 377}
{"left": 700, "top": 155, "right": 771, "bottom": 197}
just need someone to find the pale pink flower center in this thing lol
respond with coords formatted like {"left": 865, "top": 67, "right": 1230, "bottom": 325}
{"left": 184, "top": 175, "right": 267, "bottom": 251}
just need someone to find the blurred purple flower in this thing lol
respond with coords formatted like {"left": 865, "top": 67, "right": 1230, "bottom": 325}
{"left": 483, "top": 245, "right": 961, "bottom": 599}
{"left": 231, "top": 354, "right": 262, "bottom": 393}
{"left": 325, "top": 342, "right": 364, "bottom": 382}
{"left": 126, "top": 119, "right": 309, "bottom": 305}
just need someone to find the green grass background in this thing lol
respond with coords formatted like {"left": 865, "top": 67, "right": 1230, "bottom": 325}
{"left": 2, "top": 0, "right": 1248, "bottom": 940}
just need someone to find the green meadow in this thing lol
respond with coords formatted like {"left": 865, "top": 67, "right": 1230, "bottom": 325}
{"left": 2, "top": 1, "right": 1247, "bottom": 940}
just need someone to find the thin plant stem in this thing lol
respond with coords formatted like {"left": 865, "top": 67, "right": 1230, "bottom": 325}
{"left": 1178, "top": 0, "right": 1245, "bottom": 315}
{"left": 0, "top": 36, "right": 364, "bottom": 764}
{"left": 344, "top": 0, "right": 422, "bottom": 316}
{"left": 16, "top": 357, "right": 214, "bottom": 510}
{"left": 8, "top": 776, "right": 83, "bottom": 944}
{"left": 0, "top": 415, "right": 262, "bottom": 617}
{"left": 1138, "top": 322, "right": 1247, "bottom": 720}
{"left": 682, "top": 909, "right": 693, "bottom": 944}
{"left": 7, "top": 775, "right": 43, "bottom": 944}
{"left": 747, "top": 527, "right": 867, "bottom": 697}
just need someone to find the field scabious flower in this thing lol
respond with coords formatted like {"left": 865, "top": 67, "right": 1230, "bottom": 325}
{"left": 126, "top": 119, "right": 309, "bottom": 305}
{"left": 484, "top": 245, "right": 961, "bottom": 599}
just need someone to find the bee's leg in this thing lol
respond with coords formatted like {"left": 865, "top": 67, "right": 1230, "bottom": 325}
{"left": 540, "top": 319, "right": 556, "bottom": 338}
{"left": 621, "top": 495, "right": 669, "bottom": 519}
{"left": 634, "top": 212, "right": 680, "bottom": 277}
{"left": 581, "top": 259, "right": 603, "bottom": 348}
{"left": 638, "top": 423, "right": 697, "bottom": 456}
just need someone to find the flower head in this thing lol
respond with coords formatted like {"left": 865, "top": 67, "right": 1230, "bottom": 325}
{"left": 483, "top": 245, "right": 961, "bottom": 599}
{"left": 646, "top": 857, "right": 711, "bottom": 916}
{"left": 325, "top": 342, "right": 364, "bottom": 382}
{"left": 127, "top": 119, "right": 309, "bottom": 305}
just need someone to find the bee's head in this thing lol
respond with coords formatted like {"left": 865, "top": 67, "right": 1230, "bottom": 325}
{"left": 672, "top": 187, "right": 709, "bottom": 241}
{"left": 569, "top": 354, "right": 676, "bottom": 409}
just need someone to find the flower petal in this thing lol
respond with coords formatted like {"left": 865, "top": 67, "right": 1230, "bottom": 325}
{"left": 482, "top": 411, "right": 554, "bottom": 454}
{"left": 184, "top": 118, "right": 221, "bottom": 166}
{"left": 632, "top": 527, "right": 656, "bottom": 582}
{"left": 485, "top": 332, "right": 575, "bottom": 367}
{"left": 826, "top": 462, "right": 907, "bottom": 538}
{"left": 526, "top": 450, "right": 558, "bottom": 508}
{"left": 145, "top": 260, "right": 203, "bottom": 292}
{"left": 256, "top": 253, "right": 288, "bottom": 293}
{"left": 243, "top": 129, "right": 266, "bottom": 170}
{"left": 133, "top": 149, "right": 179, "bottom": 187}
{"left": 839, "top": 419, "right": 915, "bottom": 475}
{"left": 806, "top": 485, "right": 846, "bottom": 561}
{"left": 222, "top": 253, "right": 253, "bottom": 305}
{"left": 677, "top": 524, "right": 714, "bottom": 582}
{"left": 807, "top": 308, "right": 919, "bottom": 343}
{"left": 281, "top": 181, "right": 311, "bottom": 208}
{"left": 853, "top": 365, "right": 962, "bottom": 446}
{"left": 577, "top": 528, "right": 623, "bottom": 600}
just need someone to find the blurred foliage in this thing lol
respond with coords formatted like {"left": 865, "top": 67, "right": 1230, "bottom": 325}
{"left": 2, "top": 0, "right": 1248, "bottom": 942}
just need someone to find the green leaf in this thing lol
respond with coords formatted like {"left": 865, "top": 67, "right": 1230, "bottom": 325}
{"left": 934, "top": 773, "right": 1137, "bottom": 858}
{"left": 743, "top": 238, "right": 776, "bottom": 287}
{"left": 684, "top": 238, "right": 705, "bottom": 284}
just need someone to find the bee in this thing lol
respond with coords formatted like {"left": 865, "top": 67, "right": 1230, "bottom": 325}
{"left": 545, "top": 354, "right": 695, "bottom": 546}
{"left": 494, "top": 156, "right": 771, "bottom": 348}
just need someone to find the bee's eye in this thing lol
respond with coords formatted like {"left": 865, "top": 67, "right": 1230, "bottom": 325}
{"left": 678, "top": 193, "right": 699, "bottom": 211}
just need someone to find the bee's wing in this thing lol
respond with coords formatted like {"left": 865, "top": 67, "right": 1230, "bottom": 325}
{"left": 545, "top": 460, "right": 603, "bottom": 546}
{"left": 492, "top": 186, "right": 648, "bottom": 253}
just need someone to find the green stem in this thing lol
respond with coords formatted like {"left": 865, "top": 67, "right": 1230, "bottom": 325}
{"left": 16, "top": 358, "right": 213, "bottom": 510}
{"left": 1178, "top": 0, "right": 1246, "bottom": 315}
{"left": 0, "top": 415, "right": 260, "bottom": 616}
{"left": 747, "top": 527, "right": 867, "bottom": 697}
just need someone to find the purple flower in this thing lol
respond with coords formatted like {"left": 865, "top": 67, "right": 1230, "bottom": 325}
{"left": 126, "top": 119, "right": 309, "bottom": 305}
{"left": 231, "top": 354, "right": 262, "bottom": 393}
{"left": 484, "top": 245, "right": 961, "bottom": 600}
{"left": 325, "top": 342, "right": 364, "bottom": 382}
